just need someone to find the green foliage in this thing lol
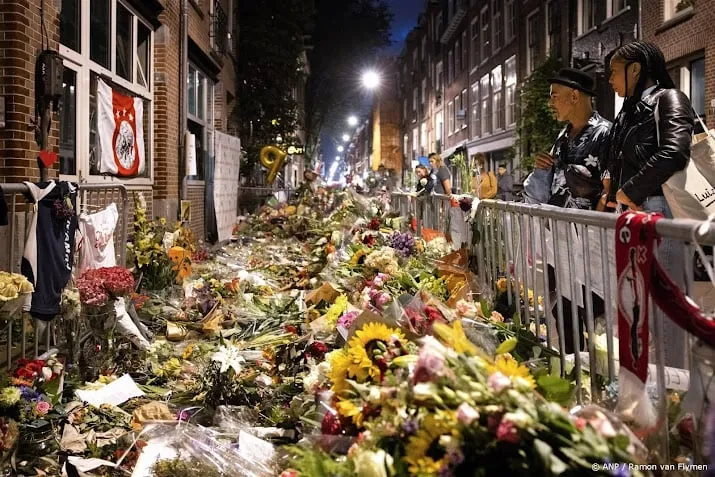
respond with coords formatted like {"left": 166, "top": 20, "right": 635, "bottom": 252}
{"left": 510, "top": 56, "right": 563, "bottom": 173}
{"left": 235, "top": 0, "right": 313, "bottom": 175}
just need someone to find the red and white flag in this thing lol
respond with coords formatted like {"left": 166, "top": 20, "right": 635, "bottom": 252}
{"left": 97, "top": 79, "right": 145, "bottom": 176}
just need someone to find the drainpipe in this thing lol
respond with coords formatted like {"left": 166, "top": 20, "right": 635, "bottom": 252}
{"left": 179, "top": 0, "right": 189, "bottom": 202}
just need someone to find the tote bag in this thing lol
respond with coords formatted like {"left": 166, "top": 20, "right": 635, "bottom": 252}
{"left": 659, "top": 106, "right": 715, "bottom": 220}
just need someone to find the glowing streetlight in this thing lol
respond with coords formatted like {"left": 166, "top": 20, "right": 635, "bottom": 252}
{"left": 347, "top": 116, "right": 358, "bottom": 126}
{"left": 362, "top": 70, "right": 381, "bottom": 90}
{"left": 337, "top": 145, "right": 344, "bottom": 152}
{"left": 335, "top": 156, "right": 341, "bottom": 161}
{"left": 342, "top": 134, "right": 350, "bottom": 142}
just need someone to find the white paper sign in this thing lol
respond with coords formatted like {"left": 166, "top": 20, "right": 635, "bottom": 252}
{"left": 213, "top": 131, "right": 241, "bottom": 242}
{"left": 185, "top": 131, "right": 197, "bottom": 176}
{"left": 75, "top": 374, "right": 145, "bottom": 407}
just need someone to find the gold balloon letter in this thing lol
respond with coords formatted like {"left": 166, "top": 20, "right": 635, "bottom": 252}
{"left": 260, "top": 146, "right": 287, "bottom": 185}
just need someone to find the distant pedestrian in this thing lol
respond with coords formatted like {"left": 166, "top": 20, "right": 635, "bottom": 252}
{"left": 496, "top": 164, "right": 513, "bottom": 201}
{"left": 473, "top": 153, "right": 497, "bottom": 199}
{"left": 428, "top": 153, "right": 452, "bottom": 195}
{"left": 415, "top": 164, "right": 433, "bottom": 196}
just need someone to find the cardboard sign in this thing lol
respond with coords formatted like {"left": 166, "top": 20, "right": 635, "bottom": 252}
{"left": 305, "top": 282, "right": 340, "bottom": 307}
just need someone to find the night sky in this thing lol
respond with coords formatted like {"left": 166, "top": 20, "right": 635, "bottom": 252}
{"left": 386, "top": 0, "right": 423, "bottom": 54}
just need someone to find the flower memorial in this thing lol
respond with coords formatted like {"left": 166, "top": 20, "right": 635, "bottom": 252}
{"left": 0, "top": 185, "right": 693, "bottom": 476}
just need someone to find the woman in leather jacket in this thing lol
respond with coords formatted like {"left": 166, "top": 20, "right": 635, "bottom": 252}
{"left": 604, "top": 41, "right": 694, "bottom": 211}
{"left": 604, "top": 41, "right": 694, "bottom": 368}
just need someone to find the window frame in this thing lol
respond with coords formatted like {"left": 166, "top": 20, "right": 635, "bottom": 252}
{"left": 471, "top": 82, "right": 480, "bottom": 139}
{"left": 491, "top": 65, "right": 504, "bottom": 132}
{"left": 607, "top": 0, "right": 628, "bottom": 18}
{"left": 480, "top": 74, "right": 490, "bottom": 136}
{"left": 545, "top": 1, "right": 559, "bottom": 58}
{"left": 460, "top": 88, "right": 468, "bottom": 130}
{"left": 492, "top": 0, "right": 503, "bottom": 53}
{"left": 448, "top": 101, "right": 455, "bottom": 135}
{"left": 58, "top": 0, "right": 154, "bottom": 186}
{"left": 480, "top": 5, "right": 490, "bottom": 64}
{"left": 526, "top": 10, "right": 539, "bottom": 75}
{"left": 505, "top": 0, "right": 515, "bottom": 43}
{"left": 470, "top": 18, "right": 479, "bottom": 71}
{"left": 505, "top": 56, "right": 517, "bottom": 127}
{"left": 578, "top": 0, "right": 596, "bottom": 35}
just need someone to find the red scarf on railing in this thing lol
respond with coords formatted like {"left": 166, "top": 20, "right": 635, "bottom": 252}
{"left": 616, "top": 211, "right": 715, "bottom": 429}
{"left": 615, "top": 211, "right": 660, "bottom": 427}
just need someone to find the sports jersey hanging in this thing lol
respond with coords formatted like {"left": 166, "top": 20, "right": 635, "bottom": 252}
{"left": 21, "top": 181, "right": 78, "bottom": 321}
{"left": 97, "top": 78, "right": 146, "bottom": 177}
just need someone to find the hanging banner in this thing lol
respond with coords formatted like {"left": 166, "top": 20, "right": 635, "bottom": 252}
{"left": 185, "top": 131, "right": 197, "bottom": 176}
{"left": 97, "top": 78, "right": 145, "bottom": 176}
{"left": 615, "top": 211, "right": 660, "bottom": 428}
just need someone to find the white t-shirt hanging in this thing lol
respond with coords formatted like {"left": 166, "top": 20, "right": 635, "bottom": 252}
{"left": 78, "top": 203, "right": 119, "bottom": 273}
{"left": 97, "top": 78, "right": 146, "bottom": 176}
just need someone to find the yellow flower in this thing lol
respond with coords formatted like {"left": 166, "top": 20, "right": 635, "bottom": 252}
{"left": 328, "top": 349, "right": 351, "bottom": 394}
{"left": 325, "top": 294, "right": 349, "bottom": 326}
{"left": 336, "top": 399, "right": 363, "bottom": 427}
{"left": 496, "top": 277, "right": 508, "bottom": 293}
{"left": 350, "top": 249, "right": 368, "bottom": 266}
{"left": 349, "top": 322, "right": 404, "bottom": 350}
{"left": 182, "top": 344, "right": 196, "bottom": 360}
{"left": 433, "top": 320, "right": 477, "bottom": 355}
{"left": 405, "top": 411, "right": 458, "bottom": 475}
{"left": 488, "top": 354, "right": 536, "bottom": 389}
{"left": 346, "top": 346, "right": 380, "bottom": 382}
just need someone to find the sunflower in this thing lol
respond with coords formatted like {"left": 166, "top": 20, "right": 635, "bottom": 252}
{"left": 404, "top": 411, "right": 459, "bottom": 475}
{"left": 489, "top": 354, "right": 536, "bottom": 389}
{"left": 336, "top": 398, "right": 363, "bottom": 427}
{"left": 349, "top": 322, "right": 404, "bottom": 349}
{"left": 350, "top": 249, "right": 368, "bottom": 266}
{"left": 328, "top": 349, "right": 351, "bottom": 394}
{"left": 432, "top": 320, "right": 477, "bottom": 355}
{"left": 346, "top": 345, "right": 380, "bottom": 382}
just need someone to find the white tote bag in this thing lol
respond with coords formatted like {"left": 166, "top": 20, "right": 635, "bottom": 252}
{"left": 659, "top": 107, "right": 715, "bottom": 220}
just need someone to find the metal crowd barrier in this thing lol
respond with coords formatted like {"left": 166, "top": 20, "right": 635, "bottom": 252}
{"left": 0, "top": 182, "right": 129, "bottom": 369}
{"left": 392, "top": 191, "right": 715, "bottom": 462}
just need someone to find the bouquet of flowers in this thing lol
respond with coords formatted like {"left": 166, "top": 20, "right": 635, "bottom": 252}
{"left": 0, "top": 271, "right": 34, "bottom": 317}
{"left": 77, "top": 266, "right": 135, "bottom": 308}
{"left": 0, "top": 355, "right": 63, "bottom": 428}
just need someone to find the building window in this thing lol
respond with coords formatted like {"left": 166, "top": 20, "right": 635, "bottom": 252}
{"left": 505, "top": 56, "right": 517, "bottom": 127}
{"left": 454, "top": 95, "right": 460, "bottom": 131}
{"left": 664, "top": 0, "right": 693, "bottom": 21}
{"left": 60, "top": 0, "right": 80, "bottom": 53}
{"left": 608, "top": 0, "right": 627, "bottom": 17}
{"left": 455, "top": 39, "right": 461, "bottom": 73}
{"left": 691, "top": 57, "right": 705, "bottom": 117}
{"left": 187, "top": 64, "right": 214, "bottom": 180}
{"left": 480, "top": 6, "right": 490, "bottom": 62}
{"left": 491, "top": 66, "right": 504, "bottom": 131}
{"left": 421, "top": 36, "right": 427, "bottom": 60}
{"left": 436, "top": 111, "right": 444, "bottom": 145}
{"left": 436, "top": 61, "right": 443, "bottom": 100}
{"left": 462, "top": 31, "right": 468, "bottom": 74}
{"left": 480, "top": 74, "right": 490, "bottom": 136}
{"left": 403, "top": 99, "right": 408, "bottom": 120}
{"left": 579, "top": 0, "right": 596, "bottom": 34}
{"left": 413, "top": 49, "right": 419, "bottom": 70}
{"left": 471, "top": 82, "right": 480, "bottom": 139}
{"left": 421, "top": 78, "right": 427, "bottom": 111}
{"left": 460, "top": 89, "right": 468, "bottom": 129}
{"left": 492, "top": 0, "right": 503, "bottom": 52}
{"left": 412, "top": 127, "right": 419, "bottom": 160}
{"left": 420, "top": 122, "right": 428, "bottom": 156}
{"left": 59, "top": 0, "right": 154, "bottom": 182}
{"left": 505, "top": 0, "right": 515, "bottom": 42}
{"left": 546, "top": 1, "right": 560, "bottom": 58}
{"left": 59, "top": 68, "right": 78, "bottom": 175}
{"left": 448, "top": 101, "right": 455, "bottom": 135}
{"left": 470, "top": 19, "right": 479, "bottom": 69}
{"left": 413, "top": 87, "right": 418, "bottom": 112}
{"left": 448, "top": 49, "right": 454, "bottom": 84}
{"left": 527, "top": 11, "right": 539, "bottom": 74}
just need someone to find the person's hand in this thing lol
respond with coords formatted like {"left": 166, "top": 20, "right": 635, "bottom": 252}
{"left": 616, "top": 189, "right": 642, "bottom": 211}
{"left": 596, "top": 193, "right": 608, "bottom": 212}
{"left": 534, "top": 152, "right": 555, "bottom": 170}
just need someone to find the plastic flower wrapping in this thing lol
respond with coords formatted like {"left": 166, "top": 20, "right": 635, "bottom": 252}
{"left": 0, "top": 271, "right": 33, "bottom": 302}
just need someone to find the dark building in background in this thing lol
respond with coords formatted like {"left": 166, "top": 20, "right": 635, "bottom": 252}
{"left": 571, "top": 0, "right": 639, "bottom": 121}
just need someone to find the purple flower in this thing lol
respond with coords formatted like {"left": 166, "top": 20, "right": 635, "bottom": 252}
{"left": 402, "top": 419, "right": 419, "bottom": 435}
{"left": 20, "top": 386, "right": 39, "bottom": 401}
{"left": 177, "top": 409, "right": 190, "bottom": 422}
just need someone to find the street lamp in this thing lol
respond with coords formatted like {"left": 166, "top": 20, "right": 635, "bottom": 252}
{"left": 362, "top": 70, "right": 381, "bottom": 90}
{"left": 347, "top": 116, "right": 358, "bottom": 126}
{"left": 335, "top": 156, "right": 341, "bottom": 161}
{"left": 337, "top": 146, "right": 344, "bottom": 152}
{"left": 342, "top": 134, "right": 350, "bottom": 142}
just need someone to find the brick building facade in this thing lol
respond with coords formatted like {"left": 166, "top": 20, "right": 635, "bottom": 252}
{"left": 0, "top": 0, "right": 239, "bottom": 242}
{"left": 642, "top": 0, "right": 714, "bottom": 128}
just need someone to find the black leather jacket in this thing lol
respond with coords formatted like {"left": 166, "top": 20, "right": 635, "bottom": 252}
{"left": 607, "top": 87, "right": 694, "bottom": 206}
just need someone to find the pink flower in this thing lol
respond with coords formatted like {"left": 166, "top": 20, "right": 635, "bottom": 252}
{"left": 412, "top": 337, "right": 446, "bottom": 383}
{"left": 376, "top": 292, "right": 391, "bottom": 308}
{"left": 456, "top": 402, "right": 479, "bottom": 426}
{"left": 496, "top": 418, "right": 520, "bottom": 444}
{"left": 279, "top": 470, "right": 299, "bottom": 477}
{"left": 487, "top": 371, "right": 511, "bottom": 393}
{"left": 337, "top": 311, "right": 359, "bottom": 329}
{"left": 34, "top": 401, "right": 51, "bottom": 416}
